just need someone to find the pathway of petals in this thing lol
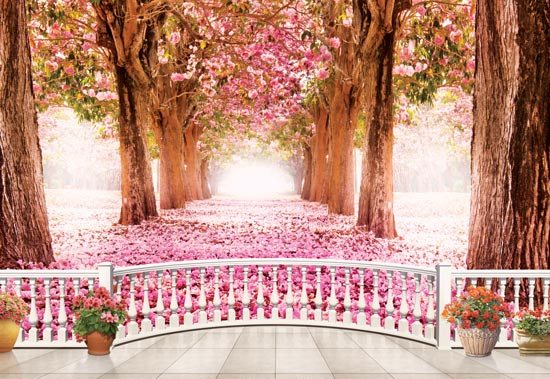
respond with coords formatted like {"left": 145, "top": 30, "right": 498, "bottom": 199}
{"left": 44, "top": 190, "right": 469, "bottom": 270}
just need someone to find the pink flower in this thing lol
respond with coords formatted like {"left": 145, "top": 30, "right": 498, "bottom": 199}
{"left": 450, "top": 30, "right": 463, "bottom": 43}
{"left": 342, "top": 18, "right": 352, "bottom": 27}
{"left": 434, "top": 35, "right": 444, "bottom": 46}
{"left": 64, "top": 66, "right": 75, "bottom": 76}
{"left": 169, "top": 32, "right": 181, "bottom": 45}
{"left": 328, "top": 37, "right": 341, "bottom": 49}
{"left": 466, "top": 58, "right": 476, "bottom": 72}
{"left": 316, "top": 68, "right": 329, "bottom": 80}
{"left": 171, "top": 72, "right": 186, "bottom": 82}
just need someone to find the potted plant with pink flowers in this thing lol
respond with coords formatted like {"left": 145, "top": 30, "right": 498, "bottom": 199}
{"left": 0, "top": 292, "right": 28, "bottom": 353}
{"left": 72, "top": 287, "right": 127, "bottom": 355}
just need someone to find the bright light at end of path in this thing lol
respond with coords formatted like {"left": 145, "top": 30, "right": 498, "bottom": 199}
{"left": 218, "top": 161, "right": 294, "bottom": 198}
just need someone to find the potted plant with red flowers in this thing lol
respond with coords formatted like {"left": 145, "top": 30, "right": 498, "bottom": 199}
{"left": 72, "top": 287, "right": 127, "bottom": 355}
{"left": 0, "top": 292, "right": 28, "bottom": 353}
{"left": 514, "top": 308, "right": 550, "bottom": 355}
{"left": 442, "top": 286, "right": 511, "bottom": 357}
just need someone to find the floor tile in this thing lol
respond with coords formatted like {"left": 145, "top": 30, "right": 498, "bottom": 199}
{"left": 158, "top": 374, "right": 217, "bottom": 379}
{"left": 506, "top": 375, "right": 550, "bottom": 379}
{"left": 320, "top": 348, "right": 386, "bottom": 373}
{"left": 364, "top": 348, "right": 442, "bottom": 374}
{"left": 310, "top": 330, "right": 360, "bottom": 349}
{"left": 391, "top": 375, "right": 452, "bottom": 379}
{"left": 235, "top": 333, "right": 276, "bottom": 348}
{"left": 346, "top": 331, "right": 402, "bottom": 348}
{"left": 407, "top": 349, "right": 499, "bottom": 373}
{"left": 40, "top": 375, "right": 101, "bottom": 379}
{"left": 1, "top": 349, "right": 86, "bottom": 373}
{"left": 333, "top": 375, "right": 392, "bottom": 379}
{"left": 0, "top": 349, "right": 52, "bottom": 371}
{"left": 164, "top": 348, "right": 231, "bottom": 373}
{"left": 54, "top": 349, "right": 141, "bottom": 374}
{"left": 115, "top": 336, "right": 164, "bottom": 349}
{"left": 100, "top": 375, "right": 159, "bottom": 379}
{"left": 148, "top": 331, "right": 206, "bottom": 349}
{"left": 218, "top": 374, "right": 275, "bottom": 379}
{"left": 275, "top": 326, "right": 310, "bottom": 334}
{"left": 242, "top": 326, "right": 278, "bottom": 334}
{"left": 276, "top": 349, "right": 331, "bottom": 373}
{"left": 0, "top": 374, "right": 45, "bottom": 379}
{"left": 387, "top": 336, "right": 436, "bottom": 349}
{"left": 497, "top": 349, "right": 550, "bottom": 370}
{"left": 276, "top": 333, "right": 317, "bottom": 348}
{"left": 457, "top": 350, "right": 550, "bottom": 374}
{"left": 193, "top": 332, "right": 240, "bottom": 348}
{"left": 220, "top": 348, "right": 275, "bottom": 373}
{"left": 208, "top": 327, "right": 243, "bottom": 334}
{"left": 107, "top": 348, "right": 186, "bottom": 373}
{"left": 277, "top": 375, "right": 334, "bottom": 379}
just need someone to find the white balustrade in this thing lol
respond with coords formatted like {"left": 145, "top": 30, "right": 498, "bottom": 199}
{"left": 1, "top": 260, "right": 549, "bottom": 350}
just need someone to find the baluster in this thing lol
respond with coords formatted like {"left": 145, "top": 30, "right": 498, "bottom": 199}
{"left": 425, "top": 276, "right": 435, "bottom": 340}
{"left": 115, "top": 277, "right": 122, "bottom": 301}
{"left": 543, "top": 279, "right": 549, "bottom": 311}
{"left": 285, "top": 266, "right": 294, "bottom": 320}
{"left": 342, "top": 268, "right": 352, "bottom": 324}
{"left": 72, "top": 278, "right": 82, "bottom": 341}
{"left": 270, "top": 266, "right": 279, "bottom": 320}
{"left": 384, "top": 271, "right": 395, "bottom": 331}
{"left": 114, "top": 276, "right": 125, "bottom": 340}
{"left": 127, "top": 275, "right": 138, "bottom": 335}
{"left": 256, "top": 266, "right": 265, "bottom": 320}
{"left": 370, "top": 270, "right": 381, "bottom": 328}
{"left": 42, "top": 279, "right": 53, "bottom": 342}
{"left": 513, "top": 279, "right": 521, "bottom": 313}
{"left": 141, "top": 273, "right": 152, "bottom": 332}
{"left": 456, "top": 277, "right": 464, "bottom": 296}
{"left": 169, "top": 270, "right": 179, "bottom": 328}
{"left": 242, "top": 266, "right": 251, "bottom": 321}
{"left": 57, "top": 279, "right": 68, "bottom": 342}
{"left": 357, "top": 269, "right": 367, "bottom": 325}
{"left": 28, "top": 279, "right": 38, "bottom": 342}
{"left": 213, "top": 268, "right": 222, "bottom": 322}
{"left": 300, "top": 267, "right": 308, "bottom": 320}
{"left": 314, "top": 267, "right": 322, "bottom": 321}
{"left": 14, "top": 279, "right": 24, "bottom": 342}
{"left": 183, "top": 269, "right": 193, "bottom": 325}
{"left": 411, "top": 274, "right": 423, "bottom": 336}
{"left": 0, "top": 278, "right": 5, "bottom": 293}
{"left": 155, "top": 271, "right": 166, "bottom": 330}
{"left": 398, "top": 273, "right": 409, "bottom": 333}
{"left": 528, "top": 278, "right": 536, "bottom": 310}
{"left": 485, "top": 277, "right": 492, "bottom": 290}
{"left": 328, "top": 267, "right": 337, "bottom": 323}
{"left": 198, "top": 268, "right": 207, "bottom": 323}
{"left": 498, "top": 278, "right": 508, "bottom": 344}
{"left": 228, "top": 267, "right": 236, "bottom": 321}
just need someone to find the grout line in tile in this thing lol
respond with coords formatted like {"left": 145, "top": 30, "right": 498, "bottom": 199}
{"left": 308, "top": 326, "right": 335, "bottom": 378}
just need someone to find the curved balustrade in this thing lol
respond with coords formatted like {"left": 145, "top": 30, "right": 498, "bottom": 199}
{"left": 1, "top": 260, "right": 549, "bottom": 350}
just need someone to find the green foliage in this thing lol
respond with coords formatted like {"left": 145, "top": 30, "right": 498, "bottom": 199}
{"left": 515, "top": 310, "right": 550, "bottom": 339}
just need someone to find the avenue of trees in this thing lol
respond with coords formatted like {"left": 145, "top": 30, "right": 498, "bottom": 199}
{"left": 0, "top": 0, "right": 548, "bottom": 270}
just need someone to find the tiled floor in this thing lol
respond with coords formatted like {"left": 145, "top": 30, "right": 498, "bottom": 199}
{"left": 2, "top": 326, "right": 550, "bottom": 379}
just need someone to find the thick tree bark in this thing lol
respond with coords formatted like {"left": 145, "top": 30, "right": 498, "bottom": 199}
{"left": 357, "top": 31, "right": 398, "bottom": 238}
{"left": 0, "top": 0, "right": 53, "bottom": 267}
{"left": 310, "top": 105, "right": 329, "bottom": 204}
{"left": 184, "top": 124, "right": 203, "bottom": 200}
{"left": 93, "top": 1, "right": 164, "bottom": 225}
{"left": 301, "top": 144, "right": 312, "bottom": 200}
{"left": 200, "top": 157, "right": 212, "bottom": 199}
{"left": 115, "top": 67, "right": 158, "bottom": 225}
{"left": 467, "top": 0, "right": 550, "bottom": 269}
{"left": 153, "top": 113, "right": 186, "bottom": 209}
{"left": 327, "top": 78, "right": 356, "bottom": 215}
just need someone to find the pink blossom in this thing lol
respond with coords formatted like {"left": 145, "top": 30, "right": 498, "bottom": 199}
{"left": 169, "top": 31, "right": 181, "bottom": 45}
{"left": 316, "top": 68, "right": 329, "bottom": 80}
{"left": 171, "top": 72, "right": 186, "bottom": 82}
{"left": 450, "top": 30, "right": 463, "bottom": 43}
{"left": 434, "top": 35, "right": 444, "bottom": 46}
{"left": 328, "top": 37, "right": 341, "bottom": 49}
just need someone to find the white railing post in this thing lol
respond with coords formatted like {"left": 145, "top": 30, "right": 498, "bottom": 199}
{"left": 98, "top": 262, "right": 114, "bottom": 293}
{"left": 436, "top": 263, "right": 452, "bottom": 350}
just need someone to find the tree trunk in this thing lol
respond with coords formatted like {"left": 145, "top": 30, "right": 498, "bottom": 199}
{"left": 115, "top": 67, "right": 158, "bottom": 225}
{"left": 200, "top": 157, "right": 212, "bottom": 199}
{"left": 301, "top": 144, "right": 312, "bottom": 200}
{"left": 357, "top": 31, "right": 398, "bottom": 238}
{"left": 327, "top": 79, "right": 356, "bottom": 215}
{"left": 0, "top": 0, "right": 54, "bottom": 267}
{"left": 184, "top": 124, "right": 203, "bottom": 200}
{"left": 310, "top": 106, "right": 329, "bottom": 203}
{"left": 153, "top": 114, "right": 186, "bottom": 209}
{"left": 467, "top": 1, "right": 550, "bottom": 269}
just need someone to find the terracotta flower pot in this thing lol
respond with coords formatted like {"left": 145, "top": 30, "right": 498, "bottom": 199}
{"left": 516, "top": 329, "right": 550, "bottom": 355}
{"left": 457, "top": 327, "right": 499, "bottom": 357}
{"left": 0, "top": 319, "right": 20, "bottom": 353}
{"left": 85, "top": 331, "right": 115, "bottom": 356}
